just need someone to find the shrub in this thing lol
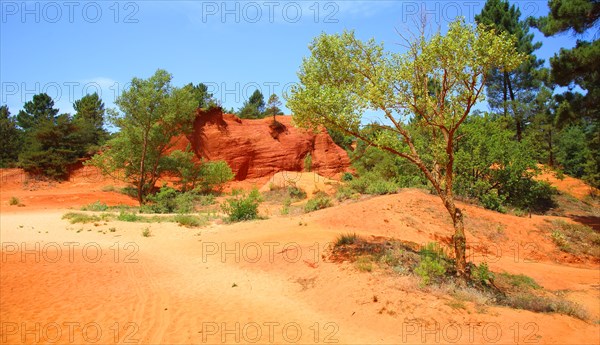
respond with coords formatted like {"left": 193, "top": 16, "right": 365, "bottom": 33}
{"left": 356, "top": 256, "right": 373, "bottom": 272}
{"left": 471, "top": 262, "right": 493, "bottom": 286}
{"left": 287, "top": 186, "right": 307, "bottom": 200}
{"left": 197, "top": 160, "right": 234, "bottom": 193}
{"left": 480, "top": 189, "right": 506, "bottom": 213}
{"left": 303, "top": 153, "right": 312, "bottom": 172}
{"left": 81, "top": 200, "right": 108, "bottom": 212}
{"left": 141, "top": 227, "right": 152, "bottom": 237}
{"left": 8, "top": 197, "right": 20, "bottom": 206}
{"left": 415, "top": 256, "right": 447, "bottom": 286}
{"left": 173, "top": 214, "right": 203, "bottom": 227}
{"left": 221, "top": 188, "right": 262, "bottom": 222}
{"left": 335, "top": 185, "right": 355, "bottom": 201}
{"left": 415, "top": 243, "right": 450, "bottom": 286}
{"left": 62, "top": 212, "right": 101, "bottom": 224}
{"left": 197, "top": 194, "right": 216, "bottom": 206}
{"left": 146, "top": 186, "right": 196, "bottom": 214}
{"left": 335, "top": 233, "right": 359, "bottom": 246}
{"left": 118, "top": 211, "right": 141, "bottom": 222}
{"left": 496, "top": 272, "right": 541, "bottom": 290}
{"left": 342, "top": 172, "right": 354, "bottom": 181}
{"left": 304, "top": 193, "right": 332, "bottom": 212}
{"left": 365, "top": 179, "right": 397, "bottom": 195}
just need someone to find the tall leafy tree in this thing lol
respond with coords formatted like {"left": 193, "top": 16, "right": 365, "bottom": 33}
{"left": 88, "top": 69, "right": 198, "bottom": 204}
{"left": 531, "top": 0, "right": 599, "bottom": 187}
{"left": 238, "top": 89, "right": 265, "bottom": 119}
{"left": 73, "top": 93, "right": 107, "bottom": 148}
{"left": 16, "top": 93, "right": 59, "bottom": 131}
{"left": 475, "top": 0, "right": 544, "bottom": 141}
{"left": 0, "top": 106, "right": 22, "bottom": 167}
{"left": 286, "top": 19, "right": 524, "bottom": 276}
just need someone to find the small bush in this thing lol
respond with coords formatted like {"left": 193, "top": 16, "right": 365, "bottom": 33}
{"left": 287, "top": 186, "right": 307, "bottom": 200}
{"left": 496, "top": 272, "right": 541, "bottom": 290}
{"left": 81, "top": 200, "right": 108, "bottom": 212}
{"left": 304, "top": 153, "right": 312, "bottom": 172}
{"left": 356, "top": 256, "right": 373, "bottom": 272}
{"left": 304, "top": 193, "right": 332, "bottom": 212}
{"left": 415, "top": 256, "right": 447, "bottom": 286}
{"left": 280, "top": 197, "right": 291, "bottom": 215}
{"left": 141, "top": 227, "right": 152, "bottom": 237}
{"left": 501, "top": 293, "right": 588, "bottom": 320}
{"left": 62, "top": 212, "right": 102, "bottom": 224}
{"left": 480, "top": 189, "right": 506, "bottom": 213}
{"left": 197, "top": 194, "right": 216, "bottom": 206}
{"left": 547, "top": 220, "right": 600, "bottom": 257}
{"left": 365, "top": 180, "right": 397, "bottom": 195}
{"left": 335, "top": 233, "right": 359, "bottom": 246}
{"left": 471, "top": 262, "right": 493, "bottom": 286}
{"left": 8, "top": 197, "right": 20, "bottom": 206}
{"left": 173, "top": 214, "right": 203, "bottom": 227}
{"left": 221, "top": 188, "right": 262, "bottom": 222}
{"left": 342, "top": 172, "right": 354, "bottom": 181}
{"left": 118, "top": 211, "right": 141, "bottom": 222}
{"left": 335, "top": 185, "right": 355, "bottom": 201}
{"left": 146, "top": 186, "right": 196, "bottom": 214}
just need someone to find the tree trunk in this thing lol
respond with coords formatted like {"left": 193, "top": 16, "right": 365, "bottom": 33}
{"left": 441, "top": 195, "right": 468, "bottom": 278}
{"left": 452, "top": 207, "right": 467, "bottom": 277}
{"left": 503, "top": 72, "right": 509, "bottom": 117}
{"left": 506, "top": 75, "right": 521, "bottom": 142}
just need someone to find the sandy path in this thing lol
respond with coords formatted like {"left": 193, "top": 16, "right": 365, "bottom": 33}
{"left": 2, "top": 196, "right": 599, "bottom": 344}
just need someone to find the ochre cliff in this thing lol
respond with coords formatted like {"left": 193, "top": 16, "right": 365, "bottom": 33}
{"left": 172, "top": 108, "right": 350, "bottom": 181}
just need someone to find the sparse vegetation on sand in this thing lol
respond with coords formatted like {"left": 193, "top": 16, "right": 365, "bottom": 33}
{"left": 543, "top": 219, "right": 600, "bottom": 258}
{"left": 331, "top": 236, "right": 589, "bottom": 320}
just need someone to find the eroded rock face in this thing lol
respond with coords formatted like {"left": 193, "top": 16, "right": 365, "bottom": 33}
{"left": 172, "top": 108, "right": 350, "bottom": 181}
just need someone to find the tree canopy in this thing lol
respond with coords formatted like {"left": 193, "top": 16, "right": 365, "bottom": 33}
{"left": 287, "top": 19, "right": 524, "bottom": 276}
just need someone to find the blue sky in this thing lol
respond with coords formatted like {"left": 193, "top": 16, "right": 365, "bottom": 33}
{"left": 0, "top": 1, "right": 577, "bottom": 122}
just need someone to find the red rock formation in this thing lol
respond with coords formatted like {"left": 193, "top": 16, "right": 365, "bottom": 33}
{"left": 172, "top": 108, "right": 350, "bottom": 181}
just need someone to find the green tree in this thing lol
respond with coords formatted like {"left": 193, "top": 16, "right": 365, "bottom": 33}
{"left": 187, "top": 82, "right": 219, "bottom": 109}
{"left": 531, "top": 0, "right": 599, "bottom": 187}
{"left": 73, "top": 93, "right": 107, "bottom": 150}
{"left": 475, "top": 0, "right": 544, "bottom": 141}
{"left": 238, "top": 89, "right": 265, "bottom": 119}
{"left": 0, "top": 106, "right": 22, "bottom": 167}
{"left": 16, "top": 93, "right": 59, "bottom": 131}
{"left": 264, "top": 94, "right": 284, "bottom": 121}
{"left": 19, "top": 113, "right": 88, "bottom": 179}
{"left": 286, "top": 19, "right": 524, "bottom": 277}
{"left": 88, "top": 69, "right": 197, "bottom": 204}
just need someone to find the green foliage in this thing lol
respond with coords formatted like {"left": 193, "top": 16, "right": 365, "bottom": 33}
{"left": 8, "top": 197, "right": 20, "bottom": 206}
{"left": 480, "top": 189, "right": 506, "bottom": 213}
{"left": 348, "top": 172, "right": 398, "bottom": 195}
{"left": 303, "top": 153, "right": 312, "bottom": 172}
{"left": 304, "top": 193, "right": 333, "bottom": 212}
{"left": 335, "top": 233, "right": 358, "bottom": 246}
{"left": 87, "top": 69, "right": 197, "bottom": 204}
{"left": 0, "top": 106, "right": 22, "bottom": 167}
{"left": 221, "top": 188, "right": 262, "bottom": 222}
{"left": 173, "top": 214, "right": 203, "bottom": 227}
{"left": 118, "top": 211, "right": 141, "bottom": 222}
{"left": 496, "top": 272, "right": 541, "bottom": 290}
{"left": 16, "top": 93, "right": 59, "bottom": 131}
{"left": 341, "top": 172, "right": 353, "bottom": 181}
{"left": 475, "top": 0, "right": 544, "bottom": 140}
{"left": 555, "top": 125, "right": 590, "bottom": 178}
{"left": 145, "top": 186, "right": 195, "bottom": 214}
{"left": 264, "top": 94, "right": 284, "bottom": 120}
{"left": 196, "top": 160, "right": 235, "bottom": 193}
{"left": 73, "top": 93, "right": 108, "bottom": 150}
{"left": 141, "top": 227, "right": 152, "bottom": 237}
{"left": 471, "top": 262, "right": 493, "bottom": 286}
{"left": 238, "top": 89, "right": 266, "bottom": 119}
{"left": 547, "top": 220, "right": 600, "bottom": 257}
{"left": 81, "top": 201, "right": 108, "bottom": 212}
{"left": 62, "top": 212, "right": 102, "bottom": 224}
{"left": 187, "top": 82, "right": 219, "bottom": 109}
{"left": 327, "top": 128, "right": 354, "bottom": 151}
{"left": 415, "top": 256, "right": 447, "bottom": 286}
{"left": 454, "top": 115, "right": 556, "bottom": 213}
{"left": 19, "top": 113, "right": 90, "bottom": 180}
